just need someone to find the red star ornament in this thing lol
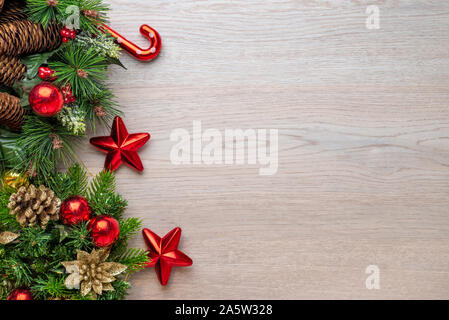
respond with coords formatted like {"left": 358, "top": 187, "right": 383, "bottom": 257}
{"left": 90, "top": 116, "right": 150, "bottom": 172}
{"left": 143, "top": 227, "right": 193, "bottom": 286}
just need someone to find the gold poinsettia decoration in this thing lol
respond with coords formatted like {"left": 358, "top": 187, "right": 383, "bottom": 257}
{"left": 0, "top": 231, "right": 18, "bottom": 245}
{"left": 62, "top": 248, "right": 127, "bottom": 297}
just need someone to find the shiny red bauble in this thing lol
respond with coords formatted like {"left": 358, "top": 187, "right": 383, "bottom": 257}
{"left": 88, "top": 215, "right": 120, "bottom": 247}
{"left": 60, "top": 195, "right": 91, "bottom": 226}
{"left": 28, "top": 82, "right": 64, "bottom": 117}
{"left": 7, "top": 288, "right": 33, "bottom": 300}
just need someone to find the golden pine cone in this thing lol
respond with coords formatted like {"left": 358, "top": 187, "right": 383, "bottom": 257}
{"left": 0, "top": 91, "right": 26, "bottom": 130}
{"left": 8, "top": 184, "right": 61, "bottom": 229}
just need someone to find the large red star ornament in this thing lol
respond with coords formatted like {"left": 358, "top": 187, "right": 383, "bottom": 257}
{"left": 90, "top": 116, "right": 150, "bottom": 172}
{"left": 143, "top": 227, "right": 193, "bottom": 286}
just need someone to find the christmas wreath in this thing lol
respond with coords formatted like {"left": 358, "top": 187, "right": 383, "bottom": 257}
{"left": 0, "top": 0, "right": 167, "bottom": 300}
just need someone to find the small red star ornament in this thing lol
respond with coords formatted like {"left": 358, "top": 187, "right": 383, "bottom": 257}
{"left": 90, "top": 116, "right": 150, "bottom": 172}
{"left": 143, "top": 227, "right": 193, "bottom": 286}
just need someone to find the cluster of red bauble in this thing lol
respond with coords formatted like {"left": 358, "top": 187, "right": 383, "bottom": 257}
{"left": 32, "top": 70, "right": 76, "bottom": 116}
{"left": 38, "top": 66, "right": 57, "bottom": 81}
{"left": 59, "top": 195, "right": 120, "bottom": 247}
{"left": 61, "top": 26, "right": 76, "bottom": 42}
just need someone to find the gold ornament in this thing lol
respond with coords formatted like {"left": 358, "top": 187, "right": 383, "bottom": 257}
{"left": 0, "top": 231, "right": 18, "bottom": 244}
{"left": 8, "top": 184, "right": 61, "bottom": 229}
{"left": 62, "top": 248, "right": 127, "bottom": 297}
{"left": 1, "top": 170, "right": 29, "bottom": 190}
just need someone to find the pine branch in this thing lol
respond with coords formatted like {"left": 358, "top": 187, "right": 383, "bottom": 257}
{"left": 59, "top": 0, "right": 110, "bottom": 35}
{"left": 118, "top": 218, "right": 142, "bottom": 242}
{"left": 87, "top": 170, "right": 127, "bottom": 218}
{"left": 64, "top": 222, "right": 93, "bottom": 251}
{"left": 16, "top": 116, "right": 81, "bottom": 178}
{"left": 50, "top": 43, "right": 109, "bottom": 99}
{"left": 117, "top": 248, "right": 149, "bottom": 274}
{"left": 26, "top": 0, "right": 61, "bottom": 28}
{"left": 79, "top": 85, "right": 122, "bottom": 131}
{"left": 31, "top": 275, "right": 71, "bottom": 299}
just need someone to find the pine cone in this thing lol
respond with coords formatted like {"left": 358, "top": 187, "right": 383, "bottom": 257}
{"left": 8, "top": 184, "right": 61, "bottom": 229}
{"left": 0, "top": 1, "right": 4, "bottom": 13}
{"left": 0, "top": 91, "right": 25, "bottom": 131}
{"left": 0, "top": 20, "right": 61, "bottom": 56}
{"left": 0, "top": 54, "right": 25, "bottom": 86}
{"left": 0, "top": 1, "right": 27, "bottom": 24}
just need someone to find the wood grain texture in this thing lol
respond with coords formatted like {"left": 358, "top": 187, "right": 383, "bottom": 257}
{"left": 82, "top": 0, "right": 449, "bottom": 299}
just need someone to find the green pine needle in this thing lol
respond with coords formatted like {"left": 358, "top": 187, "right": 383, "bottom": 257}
{"left": 26, "top": 0, "right": 61, "bottom": 27}
{"left": 16, "top": 116, "right": 80, "bottom": 179}
{"left": 50, "top": 43, "right": 109, "bottom": 99}
{"left": 118, "top": 248, "right": 150, "bottom": 273}
{"left": 87, "top": 170, "right": 127, "bottom": 218}
{"left": 59, "top": 0, "right": 110, "bottom": 35}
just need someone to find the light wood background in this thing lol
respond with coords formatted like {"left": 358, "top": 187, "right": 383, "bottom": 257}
{"left": 80, "top": 0, "right": 449, "bottom": 299}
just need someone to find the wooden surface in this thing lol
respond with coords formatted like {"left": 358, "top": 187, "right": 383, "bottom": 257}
{"left": 82, "top": 1, "right": 449, "bottom": 299}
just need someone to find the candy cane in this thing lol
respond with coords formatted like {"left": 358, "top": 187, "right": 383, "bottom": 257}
{"left": 99, "top": 24, "right": 162, "bottom": 61}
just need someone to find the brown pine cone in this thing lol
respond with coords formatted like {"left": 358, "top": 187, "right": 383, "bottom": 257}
{"left": 8, "top": 184, "right": 61, "bottom": 229}
{"left": 0, "top": 20, "right": 61, "bottom": 56}
{"left": 0, "top": 54, "right": 26, "bottom": 86}
{"left": 0, "top": 1, "right": 27, "bottom": 23}
{"left": 0, "top": 91, "right": 25, "bottom": 131}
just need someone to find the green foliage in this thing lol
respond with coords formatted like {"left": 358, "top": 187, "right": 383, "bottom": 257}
{"left": 50, "top": 43, "right": 109, "bottom": 99}
{"left": 26, "top": 0, "right": 61, "bottom": 27}
{"left": 0, "top": 189, "right": 21, "bottom": 231}
{"left": 79, "top": 85, "right": 122, "bottom": 131}
{"left": 27, "top": 0, "right": 109, "bottom": 34}
{"left": 59, "top": 0, "right": 110, "bottom": 35}
{"left": 75, "top": 32, "right": 121, "bottom": 59}
{"left": 31, "top": 275, "right": 71, "bottom": 299}
{"left": 65, "top": 222, "right": 93, "bottom": 251}
{"left": 57, "top": 105, "right": 87, "bottom": 136}
{"left": 117, "top": 248, "right": 149, "bottom": 274}
{"left": 97, "top": 280, "right": 130, "bottom": 300}
{"left": 87, "top": 170, "right": 127, "bottom": 218}
{"left": 46, "top": 163, "right": 88, "bottom": 200}
{"left": 16, "top": 116, "right": 80, "bottom": 178}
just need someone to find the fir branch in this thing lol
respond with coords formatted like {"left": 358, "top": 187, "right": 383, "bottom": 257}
{"left": 118, "top": 218, "right": 142, "bottom": 242}
{"left": 97, "top": 280, "right": 130, "bottom": 300}
{"left": 26, "top": 0, "right": 61, "bottom": 28}
{"left": 117, "top": 248, "right": 149, "bottom": 274}
{"left": 31, "top": 275, "right": 71, "bottom": 299}
{"left": 16, "top": 116, "right": 81, "bottom": 178}
{"left": 59, "top": 0, "right": 110, "bottom": 35}
{"left": 65, "top": 222, "right": 93, "bottom": 251}
{"left": 66, "top": 163, "right": 88, "bottom": 196}
{"left": 79, "top": 85, "right": 122, "bottom": 131}
{"left": 15, "top": 228, "right": 51, "bottom": 258}
{"left": 0, "top": 190, "right": 21, "bottom": 231}
{"left": 87, "top": 170, "right": 127, "bottom": 218}
{"left": 50, "top": 43, "right": 109, "bottom": 99}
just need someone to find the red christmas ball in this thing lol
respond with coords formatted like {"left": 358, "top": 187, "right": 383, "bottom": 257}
{"left": 60, "top": 195, "right": 91, "bottom": 226}
{"left": 7, "top": 288, "right": 33, "bottom": 300}
{"left": 88, "top": 215, "right": 120, "bottom": 247}
{"left": 28, "top": 82, "right": 64, "bottom": 117}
